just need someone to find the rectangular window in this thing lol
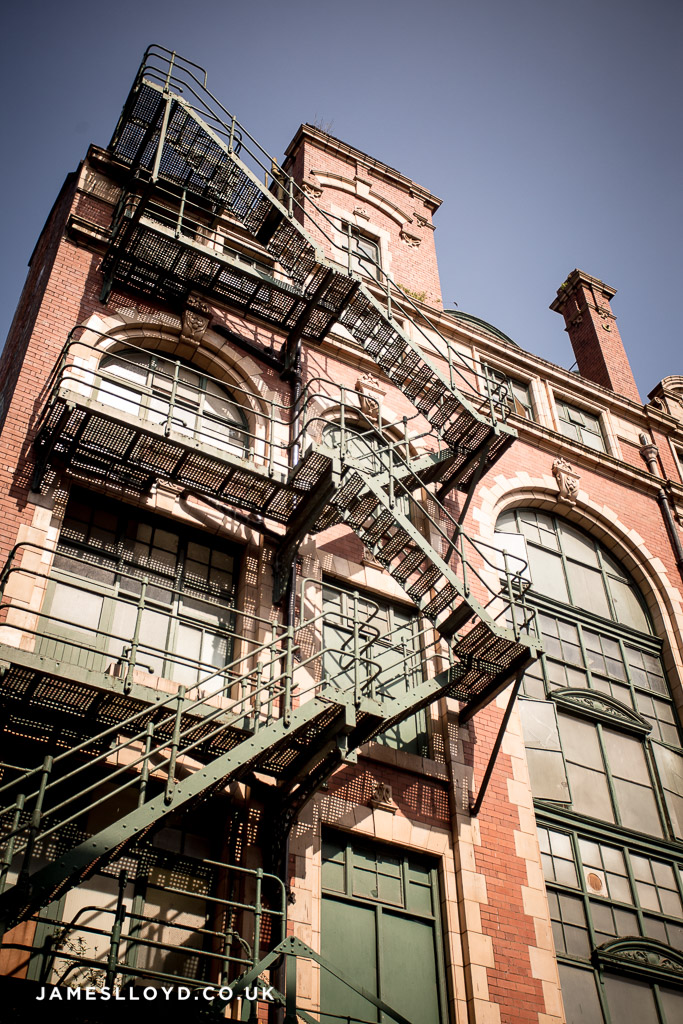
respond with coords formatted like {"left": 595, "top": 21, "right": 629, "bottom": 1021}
{"left": 340, "top": 223, "right": 381, "bottom": 281}
{"left": 483, "top": 365, "right": 535, "bottom": 420}
{"left": 555, "top": 398, "right": 606, "bottom": 452}
{"left": 42, "top": 490, "right": 239, "bottom": 690}
{"left": 322, "top": 582, "right": 429, "bottom": 755}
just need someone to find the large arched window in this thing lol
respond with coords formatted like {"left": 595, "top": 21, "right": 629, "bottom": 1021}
{"left": 97, "top": 348, "right": 248, "bottom": 455}
{"left": 497, "top": 508, "right": 649, "bottom": 631}
{"left": 496, "top": 508, "right": 683, "bottom": 1024}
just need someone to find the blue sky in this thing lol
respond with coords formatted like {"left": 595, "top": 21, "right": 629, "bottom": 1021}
{"left": 1, "top": 0, "right": 680, "bottom": 398}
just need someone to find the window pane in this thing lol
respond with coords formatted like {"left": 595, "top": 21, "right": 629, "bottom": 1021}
{"left": 528, "top": 546, "right": 568, "bottom": 602}
{"left": 612, "top": 778, "right": 663, "bottom": 836}
{"left": 566, "top": 763, "right": 614, "bottom": 822}
{"left": 527, "top": 749, "right": 571, "bottom": 802}
{"left": 660, "top": 985, "right": 683, "bottom": 1024}
{"left": 610, "top": 578, "right": 650, "bottom": 632}
{"left": 602, "top": 730, "right": 650, "bottom": 785}
{"left": 603, "top": 973, "right": 659, "bottom": 1024}
{"left": 653, "top": 744, "right": 683, "bottom": 839}
{"left": 565, "top": 562, "right": 611, "bottom": 618}
{"left": 558, "top": 963, "right": 603, "bottom": 1024}
{"left": 558, "top": 715, "right": 603, "bottom": 771}
{"left": 560, "top": 523, "right": 600, "bottom": 567}
{"left": 519, "top": 700, "right": 561, "bottom": 749}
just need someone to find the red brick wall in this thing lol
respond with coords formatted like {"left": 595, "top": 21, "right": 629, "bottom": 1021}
{"left": 288, "top": 128, "right": 443, "bottom": 308}
{"left": 467, "top": 703, "right": 548, "bottom": 1024}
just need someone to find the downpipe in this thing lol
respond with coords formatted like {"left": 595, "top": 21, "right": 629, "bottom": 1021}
{"left": 639, "top": 434, "right": 683, "bottom": 576}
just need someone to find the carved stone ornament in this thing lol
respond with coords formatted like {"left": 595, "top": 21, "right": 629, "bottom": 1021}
{"left": 552, "top": 456, "right": 581, "bottom": 505}
{"left": 301, "top": 180, "right": 323, "bottom": 199}
{"left": 648, "top": 376, "right": 683, "bottom": 423}
{"left": 550, "top": 688, "right": 652, "bottom": 735}
{"left": 353, "top": 206, "right": 370, "bottom": 221}
{"left": 594, "top": 938, "right": 683, "bottom": 982}
{"left": 180, "top": 296, "right": 211, "bottom": 349}
{"left": 361, "top": 546, "right": 382, "bottom": 568}
{"left": 399, "top": 226, "right": 421, "bottom": 248}
{"left": 355, "top": 372, "right": 386, "bottom": 421}
{"left": 369, "top": 781, "right": 397, "bottom": 814}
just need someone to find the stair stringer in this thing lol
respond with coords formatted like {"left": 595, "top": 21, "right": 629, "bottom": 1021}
{"left": 107, "top": 77, "right": 516, "bottom": 477}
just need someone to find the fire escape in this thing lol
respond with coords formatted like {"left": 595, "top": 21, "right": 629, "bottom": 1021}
{"left": 0, "top": 45, "right": 540, "bottom": 1016}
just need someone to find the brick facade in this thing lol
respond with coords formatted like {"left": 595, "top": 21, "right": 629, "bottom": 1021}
{"left": 1, "top": 57, "right": 682, "bottom": 1024}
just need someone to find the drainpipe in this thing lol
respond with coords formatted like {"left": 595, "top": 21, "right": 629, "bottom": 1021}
{"left": 272, "top": 336, "right": 303, "bottom": 1023}
{"left": 286, "top": 336, "right": 303, "bottom": 628}
{"left": 639, "top": 433, "right": 683, "bottom": 576}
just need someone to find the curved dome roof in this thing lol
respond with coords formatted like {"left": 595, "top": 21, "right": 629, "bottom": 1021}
{"left": 443, "top": 310, "right": 519, "bottom": 349}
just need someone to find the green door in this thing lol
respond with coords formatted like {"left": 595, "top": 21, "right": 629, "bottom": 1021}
{"left": 320, "top": 835, "right": 446, "bottom": 1024}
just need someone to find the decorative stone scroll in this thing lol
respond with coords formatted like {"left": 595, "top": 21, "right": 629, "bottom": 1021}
{"left": 552, "top": 456, "right": 581, "bottom": 505}
{"left": 399, "top": 226, "right": 421, "bottom": 248}
{"left": 550, "top": 688, "right": 652, "bottom": 735}
{"left": 594, "top": 937, "right": 683, "bottom": 983}
{"left": 301, "top": 180, "right": 323, "bottom": 199}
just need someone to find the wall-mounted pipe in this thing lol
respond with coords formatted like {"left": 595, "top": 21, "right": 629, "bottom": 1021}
{"left": 639, "top": 433, "right": 683, "bottom": 575}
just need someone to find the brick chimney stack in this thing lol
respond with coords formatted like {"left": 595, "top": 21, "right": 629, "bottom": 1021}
{"left": 550, "top": 269, "right": 641, "bottom": 404}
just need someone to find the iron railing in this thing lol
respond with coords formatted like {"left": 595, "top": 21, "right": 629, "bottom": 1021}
{"left": 0, "top": 555, "right": 457, "bottom": 880}
{"left": 0, "top": 857, "right": 286, "bottom": 993}
{"left": 108, "top": 44, "right": 514, "bottom": 426}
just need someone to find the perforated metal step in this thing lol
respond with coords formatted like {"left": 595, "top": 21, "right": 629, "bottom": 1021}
{"left": 106, "top": 70, "right": 516, "bottom": 485}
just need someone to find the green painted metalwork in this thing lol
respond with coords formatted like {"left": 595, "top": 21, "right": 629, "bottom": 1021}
{"left": 103, "top": 45, "right": 517, "bottom": 477}
{"left": 0, "top": 856, "right": 287, "bottom": 993}
{"left": 0, "top": 45, "right": 557, "bottom": 992}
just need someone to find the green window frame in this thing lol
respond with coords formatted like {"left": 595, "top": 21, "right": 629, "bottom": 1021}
{"left": 321, "top": 833, "right": 448, "bottom": 1024}
{"left": 497, "top": 508, "right": 651, "bottom": 632}
{"left": 497, "top": 508, "right": 683, "bottom": 1021}
{"left": 538, "top": 823, "right": 683, "bottom": 1024}
{"left": 98, "top": 348, "right": 249, "bottom": 454}
{"left": 340, "top": 222, "right": 381, "bottom": 281}
{"left": 40, "top": 489, "right": 240, "bottom": 689}
{"left": 322, "top": 581, "right": 429, "bottom": 756}
{"left": 482, "top": 364, "right": 535, "bottom": 420}
{"left": 555, "top": 398, "right": 606, "bottom": 452}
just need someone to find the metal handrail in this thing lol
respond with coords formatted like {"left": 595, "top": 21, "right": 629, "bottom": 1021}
{"left": 40, "top": 326, "right": 293, "bottom": 475}
{"left": 0, "top": 857, "right": 286, "bottom": 991}
{"left": 0, "top": 548, "right": 425, "bottom": 864}
{"left": 110, "top": 45, "right": 515, "bottom": 423}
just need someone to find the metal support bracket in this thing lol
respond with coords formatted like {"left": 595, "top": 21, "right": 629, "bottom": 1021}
{"left": 468, "top": 669, "right": 525, "bottom": 817}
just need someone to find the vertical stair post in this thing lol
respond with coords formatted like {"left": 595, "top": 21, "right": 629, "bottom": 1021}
{"left": 164, "top": 685, "right": 186, "bottom": 804}
{"left": 138, "top": 722, "right": 154, "bottom": 806}
{"left": 283, "top": 626, "right": 294, "bottom": 728}
{"left": 105, "top": 868, "right": 128, "bottom": 987}
{"left": 125, "top": 576, "right": 148, "bottom": 693}
{"left": 18, "top": 757, "right": 52, "bottom": 889}
{"left": 352, "top": 590, "right": 361, "bottom": 706}
{"left": 285, "top": 948, "right": 298, "bottom": 1024}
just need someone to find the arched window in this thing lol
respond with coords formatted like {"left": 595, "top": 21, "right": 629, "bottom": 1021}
{"left": 496, "top": 508, "right": 649, "bottom": 631}
{"left": 320, "top": 419, "right": 409, "bottom": 471}
{"left": 496, "top": 508, "right": 683, "bottom": 1024}
{"left": 97, "top": 348, "right": 248, "bottom": 455}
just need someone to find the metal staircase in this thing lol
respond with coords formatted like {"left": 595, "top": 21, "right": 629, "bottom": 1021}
{"left": 0, "top": 46, "right": 543, "bottom": 1004}
{"left": 103, "top": 45, "right": 515, "bottom": 488}
{"left": 0, "top": 557, "right": 512, "bottom": 932}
